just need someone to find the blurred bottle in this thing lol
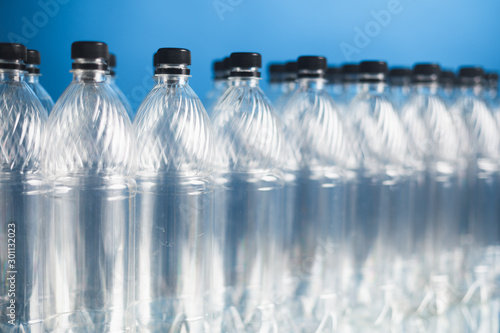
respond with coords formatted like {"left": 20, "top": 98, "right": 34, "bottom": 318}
{"left": 452, "top": 67, "right": 500, "bottom": 305}
{"left": 274, "top": 61, "right": 298, "bottom": 112}
{"left": 43, "top": 41, "right": 136, "bottom": 332}
{"left": 205, "top": 57, "right": 230, "bottom": 116}
{"left": 439, "top": 70, "right": 458, "bottom": 106}
{"left": 267, "top": 62, "right": 286, "bottom": 104}
{"left": 401, "top": 64, "right": 467, "bottom": 314}
{"left": 281, "top": 56, "right": 351, "bottom": 332}
{"left": 347, "top": 61, "right": 415, "bottom": 328}
{"left": 325, "top": 66, "right": 344, "bottom": 102}
{"left": 338, "top": 63, "right": 359, "bottom": 115}
{"left": 0, "top": 43, "right": 46, "bottom": 333}
{"left": 132, "top": 48, "right": 215, "bottom": 331}
{"left": 211, "top": 52, "right": 286, "bottom": 332}
{"left": 107, "top": 53, "right": 135, "bottom": 119}
{"left": 25, "top": 49, "right": 54, "bottom": 115}
{"left": 388, "top": 67, "right": 411, "bottom": 111}
{"left": 484, "top": 72, "right": 498, "bottom": 101}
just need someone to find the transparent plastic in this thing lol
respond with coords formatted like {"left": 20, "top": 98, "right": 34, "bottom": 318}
{"left": 0, "top": 68, "right": 47, "bottom": 332}
{"left": 108, "top": 75, "right": 135, "bottom": 120}
{"left": 450, "top": 82, "right": 500, "bottom": 305}
{"left": 25, "top": 71, "right": 54, "bottom": 115}
{"left": 400, "top": 82, "right": 468, "bottom": 314}
{"left": 389, "top": 79, "right": 411, "bottom": 112}
{"left": 280, "top": 77, "right": 352, "bottom": 332}
{"left": 43, "top": 66, "right": 136, "bottom": 332}
{"left": 273, "top": 81, "right": 297, "bottom": 114}
{"left": 346, "top": 80, "right": 415, "bottom": 328}
{"left": 204, "top": 78, "right": 228, "bottom": 117}
{"left": 211, "top": 76, "right": 286, "bottom": 332}
{"left": 131, "top": 72, "right": 215, "bottom": 332}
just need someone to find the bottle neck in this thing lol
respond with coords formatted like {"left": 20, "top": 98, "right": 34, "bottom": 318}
{"left": 0, "top": 69, "right": 25, "bottom": 82}
{"left": 298, "top": 77, "right": 326, "bottom": 90}
{"left": 72, "top": 70, "right": 107, "bottom": 83}
{"left": 228, "top": 76, "right": 260, "bottom": 87}
{"left": 359, "top": 81, "right": 387, "bottom": 93}
{"left": 106, "top": 74, "right": 116, "bottom": 83}
{"left": 25, "top": 74, "right": 40, "bottom": 84}
{"left": 459, "top": 83, "right": 484, "bottom": 97}
{"left": 413, "top": 81, "right": 439, "bottom": 95}
{"left": 154, "top": 74, "right": 190, "bottom": 85}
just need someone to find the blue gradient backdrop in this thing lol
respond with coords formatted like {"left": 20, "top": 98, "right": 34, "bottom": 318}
{"left": 1, "top": 0, "right": 499, "bottom": 109}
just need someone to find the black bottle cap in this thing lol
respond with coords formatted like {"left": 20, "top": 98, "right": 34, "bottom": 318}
{"left": 268, "top": 63, "right": 285, "bottom": 83}
{"left": 341, "top": 63, "right": 359, "bottom": 82}
{"left": 155, "top": 48, "right": 191, "bottom": 75}
{"left": 285, "top": 61, "right": 297, "bottom": 74}
{"left": 440, "top": 70, "right": 456, "bottom": 85}
{"left": 153, "top": 52, "right": 158, "bottom": 67}
{"left": 71, "top": 41, "right": 108, "bottom": 71}
{"left": 389, "top": 67, "right": 411, "bottom": 78}
{"left": 214, "top": 60, "right": 226, "bottom": 72}
{"left": 71, "top": 41, "right": 108, "bottom": 60}
{"left": 0, "top": 43, "right": 26, "bottom": 70}
{"left": 26, "top": 49, "right": 41, "bottom": 65}
{"left": 485, "top": 72, "right": 498, "bottom": 82}
{"left": 26, "top": 49, "right": 41, "bottom": 74}
{"left": 326, "top": 67, "right": 343, "bottom": 83}
{"left": 458, "top": 66, "right": 485, "bottom": 85}
{"left": 412, "top": 63, "right": 441, "bottom": 83}
{"left": 108, "top": 53, "right": 116, "bottom": 68}
{"left": 297, "top": 56, "right": 327, "bottom": 78}
{"left": 358, "top": 61, "right": 388, "bottom": 82}
{"left": 229, "top": 52, "right": 262, "bottom": 77}
{"left": 458, "top": 67, "right": 484, "bottom": 79}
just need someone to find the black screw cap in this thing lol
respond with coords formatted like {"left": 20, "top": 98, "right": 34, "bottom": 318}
{"left": 26, "top": 49, "right": 41, "bottom": 65}
{"left": 389, "top": 67, "right": 411, "bottom": 78}
{"left": 156, "top": 48, "right": 191, "bottom": 66}
{"left": 0, "top": 43, "right": 27, "bottom": 61}
{"left": 458, "top": 67, "right": 484, "bottom": 79}
{"left": 359, "top": 61, "right": 388, "bottom": 74}
{"left": 71, "top": 41, "right": 108, "bottom": 60}
{"left": 108, "top": 53, "right": 116, "bottom": 68}
{"left": 341, "top": 63, "right": 359, "bottom": 74}
{"left": 230, "top": 52, "right": 262, "bottom": 69}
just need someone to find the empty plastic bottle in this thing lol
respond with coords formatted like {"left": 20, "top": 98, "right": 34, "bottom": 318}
{"left": 451, "top": 67, "right": 500, "bottom": 305}
{"left": 25, "top": 49, "right": 54, "bottom": 115}
{"left": 0, "top": 42, "right": 47, "bottom": 333}
{"left": 211, "top": 52, "right": 286, "bottom": 332}
{"left": 439, "top": 70, "right": 458, "bottom": 106}
{"left": 267, "top": 63, "right": 286, "bottom": 104}
{"left": 107, "top": 53, "right": 135, "bottom": 119}
{"left": 337, "top": 63, "right": 359, "bottom": 114}
{"left": 325, "top": 66, "right": 344, "bottom": 102}
{"left": 388, "top": 67, "right": 412, "bottom": 111}
{"left": 131, "top": 48, "right": 215, "bottom": 332}
{"left": 274, "top": 61, "right": 298, "bottom": 112}
{"left": 281, "top": 56, "right": 351, "bottom": 332}
{"left": 205, "top": 57, "right": 230, "bottom": 116}
{"left": 43, "top": 41, "right": 136, "bottom": 332}
{"left": 484, "top": 72, "right": 498, "bottom": 101}
{"left": 400, "top": 64, "right": 467, "bottom": 314}
{"left": 347, "top": 61, "right": 415, "bottom": 328}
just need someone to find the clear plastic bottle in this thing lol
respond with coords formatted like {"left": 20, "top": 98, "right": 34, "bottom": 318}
{"left": 388, "top": 67, "right": 412, "bottom": 111}
{"left": 281, "top": 56, "right": 351, "bottom": 332}
{"left": 43, "top": 41, "right": 136, "bottom": 332}
{"left": 0, "top": 43, "right": 47, "bottom": 333}
{"left": 451, "top": 67, "right": 500, "bottom": 305}
{"left": 347, "top": 61, "right": 415, "bottom": 328}
{"left": 211, "top": 52, "right": 286, "bottom": 332}
{"left": 204, "top": 57, "right": 230, "bottom": 117}
{"left": 25, "top": 49, "right": 54, "bottom": 115}
{"left": 400, "top": 64, "right": 467, "bottom": 314}
{"left": 338, "top": 63, "right": 359, "bottom": 115}
{"left": 107, "top": 53, "right": 135, "bottom": 120}
{"left": 439, "top": 70, "right": 458, "bottom": 106}
{"left": 325, "top": 66, "right": 344, "bottom": 103}
{"left": 131, "top": 48, "right": 215, "bottom": 332}
{"left": 274, "top": 61, "right": 298, "bottom": 113}
{"left": 267, "top": 63, "right": 286, "bottom": 104}
{"left": 484, "top": 72, "right": 498, "bottom": 101}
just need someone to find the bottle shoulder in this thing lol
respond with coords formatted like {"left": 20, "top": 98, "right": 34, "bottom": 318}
{"left": 0, "top": 81, "right": 47, "bottom": 172}
{"left": 134, "top": 83, "right": 215, "bottom": 177}
{"left": 44, "top": 81, "right": 135, "bottom": 177}
{"left": 211, "top": 85, "right": 286, "bottom": 172}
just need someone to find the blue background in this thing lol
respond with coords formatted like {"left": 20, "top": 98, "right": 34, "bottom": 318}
{"left": 1, "top": 0, "right": 499, "bottom": 110}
